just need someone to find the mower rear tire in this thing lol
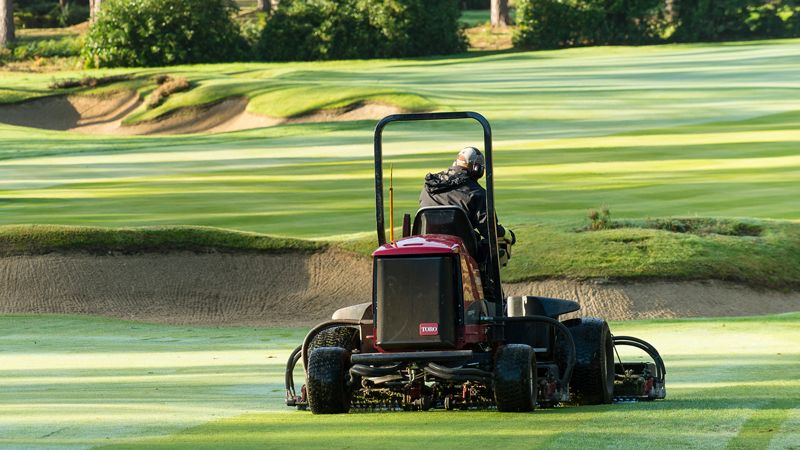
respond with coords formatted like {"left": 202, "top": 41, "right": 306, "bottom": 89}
{"left": 307, "top": 347, "right": 352, "bottom": 414}
{"left": 493, "top": 344, "right": 537, "bottom": 412}
{"left": 564, "top": 317, "right": 614, "bottom": 405}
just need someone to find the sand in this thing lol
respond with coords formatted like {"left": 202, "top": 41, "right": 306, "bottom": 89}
{"left": 0, "top": 92, "right": 404, "bottom": 136}
{"left": 0, "top": 252, "right": 796, "bottom": 326}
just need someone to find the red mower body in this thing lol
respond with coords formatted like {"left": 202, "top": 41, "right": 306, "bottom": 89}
{"left": 370, "top": 235, "right": 488, "bottom": 353}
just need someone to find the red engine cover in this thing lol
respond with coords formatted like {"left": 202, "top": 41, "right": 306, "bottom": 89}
{"left": 372, "top": 234, "right": 488, "bottom": 350}
{"left": 373, "top": 235, "right": 466, "bottom": 256}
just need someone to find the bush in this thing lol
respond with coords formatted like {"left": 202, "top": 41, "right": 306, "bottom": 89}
{"left": 588, "top": 207, "right": 611, "bottom": 231}
{"left": 514, "top": 0, "right": 585, "bottom": 49}
{"left": 672, "top": 0, "right": 800, "bottom": 42}
{"left": 514, "top": 0, "right": 666, "bottom": 49}
{"left": 82, "top": 0, "right": 248, "bottom": 68}
{"left": 257, "top": 0, "right": 467, "bottom": 61}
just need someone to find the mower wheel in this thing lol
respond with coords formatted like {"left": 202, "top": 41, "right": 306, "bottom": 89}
{"left": 493, "top": 344, "right": 537, "bottom": 412}
{"left": 563, "top": 317, "right": 614, "bottom": 405}
{"left": 307, "top": 347, "right": 352, "bottom": 414}
{"left": 308, "top": 326, "right": 360, "bottom": 353}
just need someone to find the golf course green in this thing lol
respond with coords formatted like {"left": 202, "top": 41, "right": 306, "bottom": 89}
{"left": 1, "top": 40, "right": 799, "bottom": 239}
{"left": 0, "top": 313, "right": 798, "bottom": 448}
{"left": 1, "top": 37, "right": 799, "bottom": 450}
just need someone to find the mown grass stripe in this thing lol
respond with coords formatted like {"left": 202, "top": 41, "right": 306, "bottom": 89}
{"left": 726, "top": 401, "right": 793, "bottom": 450}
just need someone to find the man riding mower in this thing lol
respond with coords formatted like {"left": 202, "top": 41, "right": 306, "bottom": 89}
{"left": 284, "top": 112, "right": 666, "bottom": 413}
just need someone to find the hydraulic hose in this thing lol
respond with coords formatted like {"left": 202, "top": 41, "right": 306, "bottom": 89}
{"left": 423, "top": 364, "right": 492, "bottom": 383}
{"left": 350, "top": 363, "right": 405, "bottom": 378}
{"left": 285, "top": 345, "right": 302, "bottom": 400}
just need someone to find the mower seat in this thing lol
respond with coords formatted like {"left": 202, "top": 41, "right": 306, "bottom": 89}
{"left": 412, "top": 206, "right": 479, "bottom": 259}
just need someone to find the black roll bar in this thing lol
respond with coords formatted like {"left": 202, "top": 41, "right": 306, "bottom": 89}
{"left": 373, "top": 112, "right": 503, "bottom": 310}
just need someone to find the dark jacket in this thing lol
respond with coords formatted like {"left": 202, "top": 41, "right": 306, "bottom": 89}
{"left": 419, "top": 166, "right": 504, "bottom": 240}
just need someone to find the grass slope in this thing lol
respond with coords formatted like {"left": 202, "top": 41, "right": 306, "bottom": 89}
{"left": 0, "top": 314, "right": 797, "bottom": 449}
{"left": 1, "top": 41, "right": 799, "bottom": 238}
{"left": 0, "top": 224, "right": 321, "bottom": 256}
{"left": 2, "top": 219, "right": 798, "bottom": 288}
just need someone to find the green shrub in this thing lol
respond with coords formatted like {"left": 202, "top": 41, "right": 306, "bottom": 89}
{"left": 672, "top": 0, "right": 750, "bottom": 41}
{"left": 257, "top": 0, "right": 467, "bottom": 61}
{"left": 514, "top": 0, "right": 585, "bottom": 49}
{"left": 82, "top": 0, "right": 248, "bottom": 68}
{"left": 672, "top": 0, "right": 800, "bottom": 41}
{"left": 514, "top": 0, "right": 666, "bottom": 49}
{"left": 588, "top": 207, "right": 611, "bottom": 231}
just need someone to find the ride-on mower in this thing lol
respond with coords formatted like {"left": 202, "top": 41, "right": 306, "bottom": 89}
{"left": 285, "top": 112, "right": 666, "bottom": 413}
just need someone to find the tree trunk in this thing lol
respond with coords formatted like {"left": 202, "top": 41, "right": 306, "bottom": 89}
{"left": 0, "top": 0, "right": 14, "bottom": 48}
{"left": 490, "top": 0, "right": 510, "bottom": 28}
{"left": 90, "top": 0, "right": 103, "bottom": 22}
{"left": 257, "top": 0, "right": 270, "bottom": 13}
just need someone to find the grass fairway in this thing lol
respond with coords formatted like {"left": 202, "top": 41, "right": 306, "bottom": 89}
{"left": 1, "top": 314, "right": 798, "bottom": 449}
{"left": 1, "top": 41, "right": 800, "bottom": 239}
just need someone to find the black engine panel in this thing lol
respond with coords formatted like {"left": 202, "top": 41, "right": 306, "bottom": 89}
{"left": 373, "top": 255, "right": 462, "bottom": 350}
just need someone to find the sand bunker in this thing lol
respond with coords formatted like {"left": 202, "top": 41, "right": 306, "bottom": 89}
{"left": 0, "top": 252, "right": 797, "bottom": 326}
{"left": 0, "top": 90, "right": 142, "bottom": 133}
{"left": 0, "top": 93, "right": 404, "bottom": 135}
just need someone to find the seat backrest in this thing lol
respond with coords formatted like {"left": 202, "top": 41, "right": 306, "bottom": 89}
{"left": 412, "top": 206, "right": 478, "bottom": 258}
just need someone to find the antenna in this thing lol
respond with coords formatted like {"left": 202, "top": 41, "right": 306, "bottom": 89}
{"left": 389, "top": 164, "right": 395, "bottom": 242}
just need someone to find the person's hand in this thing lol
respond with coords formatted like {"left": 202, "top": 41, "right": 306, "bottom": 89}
{"left": 503, "top": 229, "right": 516, "bottom": 246}
{"left": 498, "top": 229, "right": 515, "bottom": 266}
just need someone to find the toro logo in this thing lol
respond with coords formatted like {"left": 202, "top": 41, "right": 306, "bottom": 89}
{"left": 419, "top": 323, "right": 439, "bottom": 336}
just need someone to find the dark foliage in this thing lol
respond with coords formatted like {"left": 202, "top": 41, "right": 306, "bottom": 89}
{"left": 13, "top": 0, "right": 90, "bottom": 28}
{"left": 258, "top": 0, "right": 467, "bottom": 61}
{"left": 673, "top": 0, "right": 800, "bottom": 42}
{"left": 515, "top": 0, "right": 800, "bottom": 49}
{"left": 514, "top": 0, "right": 667, "bottom": 49}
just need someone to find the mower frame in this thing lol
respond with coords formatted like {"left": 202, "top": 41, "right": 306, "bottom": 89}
{"left": 373, "top": 112, "right": 504, "bottom": 310}
{"left": 284, "top": 111, "right": 667, "bottom": 412}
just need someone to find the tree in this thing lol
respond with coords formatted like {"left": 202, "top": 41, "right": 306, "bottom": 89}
{"left": 0, "top": 0, "right": 13, "bottom": 48}
{"left": 90, "top": 0, "right": 104, "bottom": 22}
{"left": 257, "top": 0, "right": 270, "bottom": 12}
{"left": 491, "top": 0, "right": 509, "bottom": 27}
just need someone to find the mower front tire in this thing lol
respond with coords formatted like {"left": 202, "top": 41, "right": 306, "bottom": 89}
{"left": 308, "top": 326, "right": 360, "bottom": 353}
{"left": 307, "top": 347, "right": 352, "bottom": 414}
{"left": 493, "top": 344, "right": 537, "bottom": 412}
{"left": 564, "top": 317, "right": 614, "bottom": 405}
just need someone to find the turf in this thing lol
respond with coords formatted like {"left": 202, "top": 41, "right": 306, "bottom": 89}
{"left": 1, "top": 41, "right": 800, "bottom": 286}
{"left": 0, "top": 313, "right": 797, "bottom": 449}
{"left": 1, "top": 41, "right": 799, "bottom": 237}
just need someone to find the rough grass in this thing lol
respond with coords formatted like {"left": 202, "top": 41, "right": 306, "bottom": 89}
{"left": 0, "top": 224, "right": 322, "bottom": 256}
{"left": 337, "top": 218, "right": 800, "bottom": 288}
{"left": 0, "top": 313, "right": 797, "bottom": 449}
